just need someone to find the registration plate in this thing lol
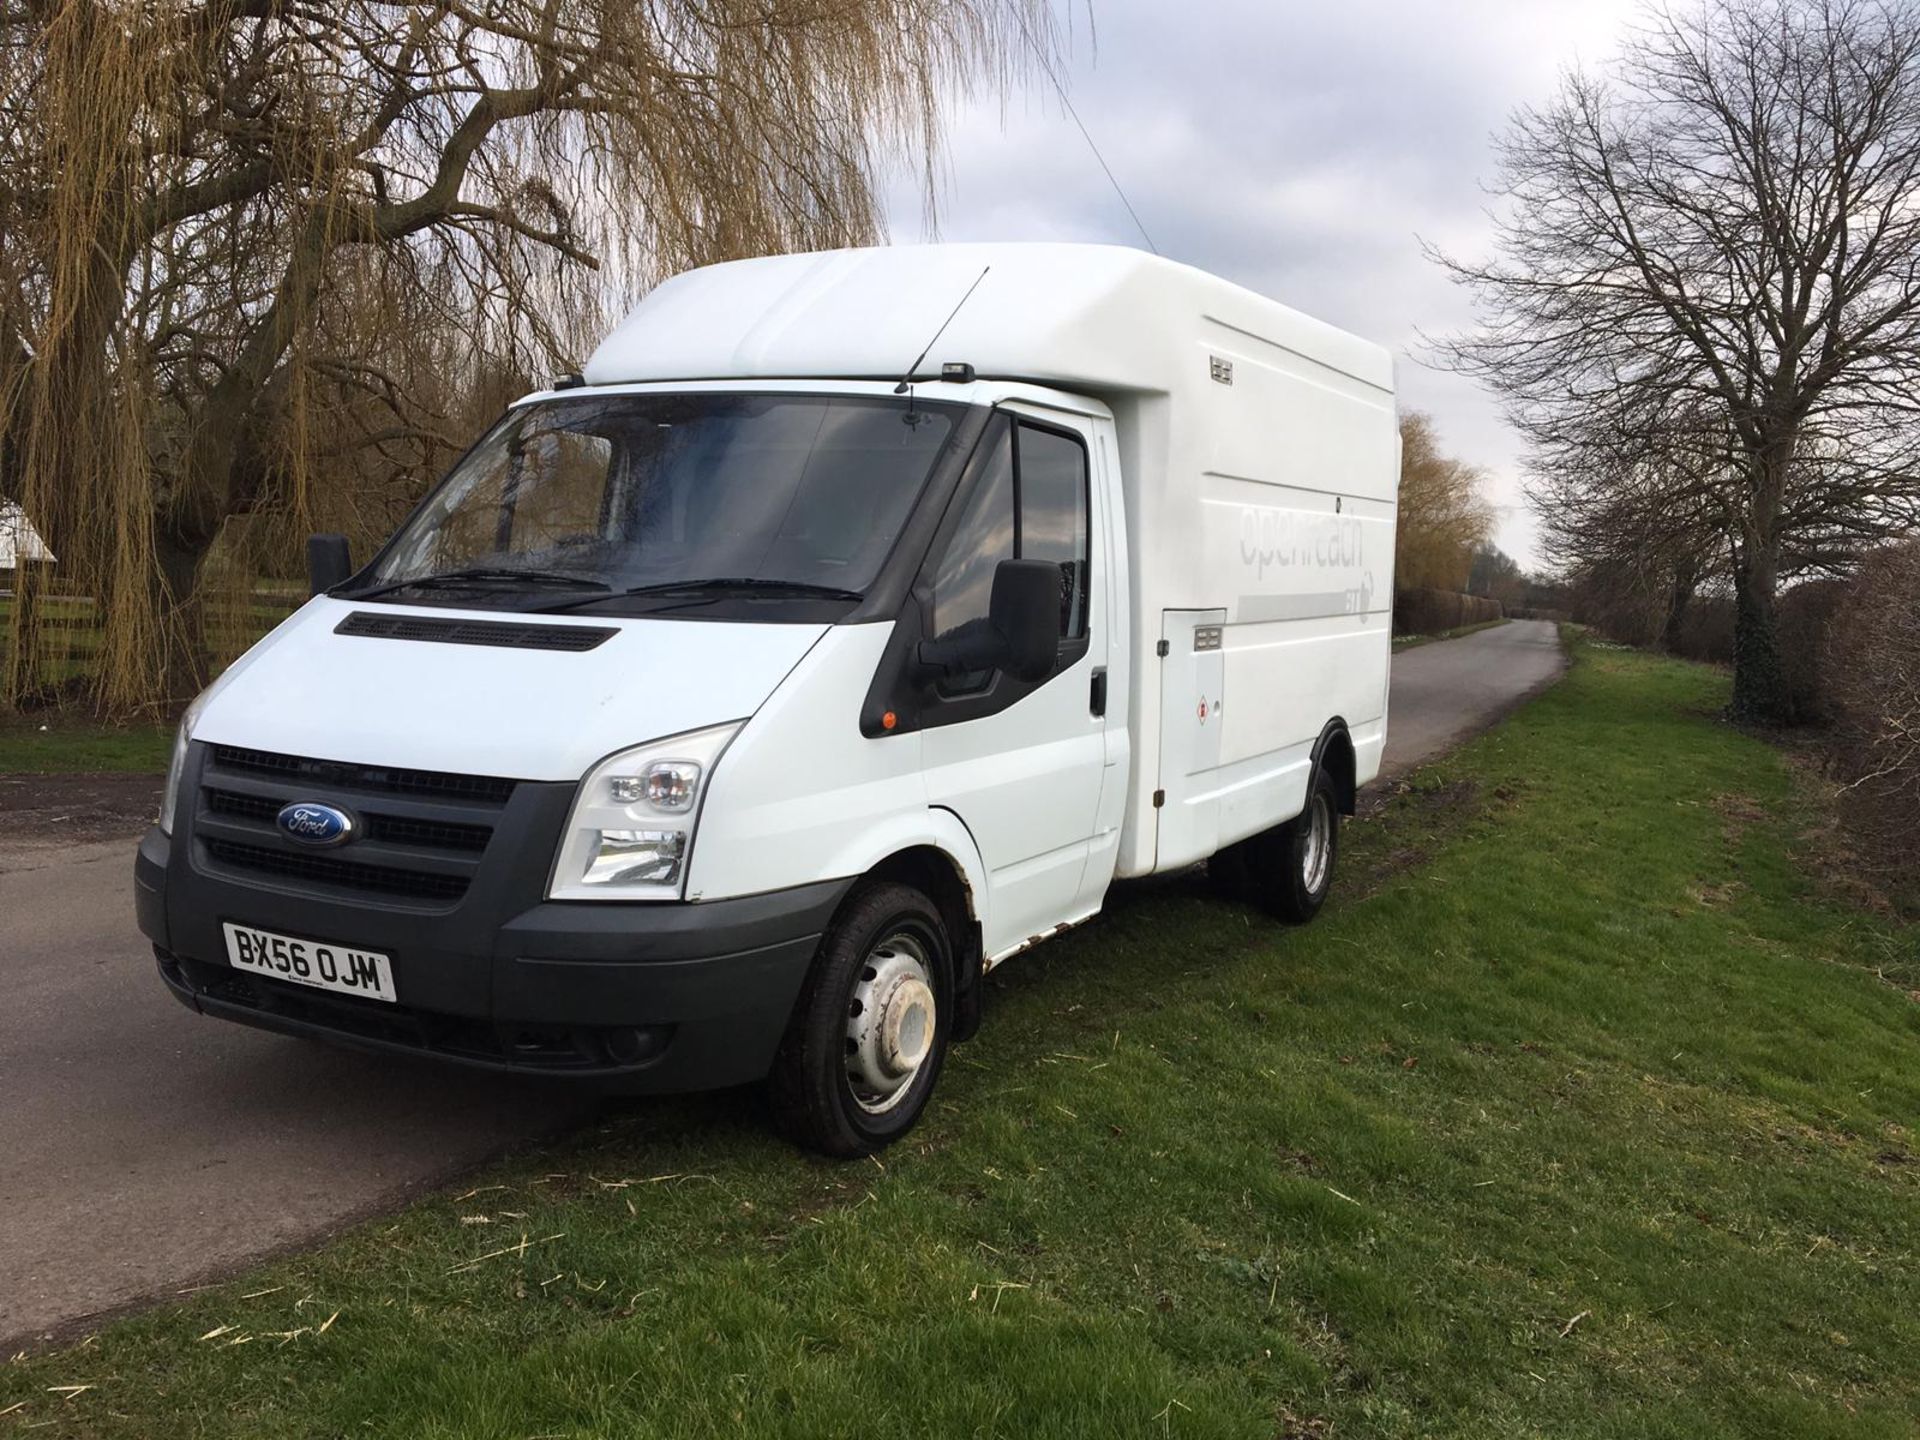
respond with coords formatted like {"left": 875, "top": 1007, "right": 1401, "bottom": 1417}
{"left": 222, "top": 922, "right": 396, "bottom": 1003}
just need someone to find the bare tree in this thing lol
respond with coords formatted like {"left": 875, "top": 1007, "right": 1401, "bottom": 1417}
{"left": 0, "top": 0, "right": 1050, "bottom": 711}
{"left": 1433, "top": 0, "right": 1920, "bottom": 721}
{"left": 1531, "top": 408, "right": 1733, "bottom": 648}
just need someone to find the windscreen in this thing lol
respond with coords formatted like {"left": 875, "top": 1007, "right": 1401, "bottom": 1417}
{"left": 363, "top": 391, "right": 958, "bottom": 601}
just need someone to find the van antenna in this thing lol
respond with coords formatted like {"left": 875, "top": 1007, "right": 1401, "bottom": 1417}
{"left": 894, "top": 265, "right": 992, "bottom": 398}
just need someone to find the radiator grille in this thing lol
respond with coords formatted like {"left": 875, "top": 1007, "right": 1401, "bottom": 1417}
{"left": 206, "top": 788, "right": 493, "bottom": 853}
{"left": 195, "top": 747, "right": 519, "bottom": 905}
{"left": 210, "top": 745, "right": 516, "bottom": 804}
{"left": 202, "top": 838, "right": 471, "bottom": 902}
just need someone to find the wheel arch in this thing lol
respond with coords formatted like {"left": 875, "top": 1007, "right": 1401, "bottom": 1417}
{"left": 1311, "top": 718, "right": 1358, "bottom": 816}
{"left": 823, "top": 817, "right": 988, "bottom": 1043}
{"left": 863, "top": 846, "right": 980, "bottom": 966}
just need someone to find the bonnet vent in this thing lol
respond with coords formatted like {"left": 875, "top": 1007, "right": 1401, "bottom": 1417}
{"left": 334, "top": 611, "right": 618, "bottom": 652}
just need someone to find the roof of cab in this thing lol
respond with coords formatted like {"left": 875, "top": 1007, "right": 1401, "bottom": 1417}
{"left": 582, "top": 243, "right": 1393, "bottom": 397}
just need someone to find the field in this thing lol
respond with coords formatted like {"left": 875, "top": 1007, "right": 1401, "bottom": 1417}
{"left": 4, "top": 639, "right": 1917, "bottom": 1437}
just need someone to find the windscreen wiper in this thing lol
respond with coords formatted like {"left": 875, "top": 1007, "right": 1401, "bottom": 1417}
{"left": 533, "top": 577, "right": 865, "bottom": 612}
{"left": 339, "top": 567, "right": 613, "bottom": 603}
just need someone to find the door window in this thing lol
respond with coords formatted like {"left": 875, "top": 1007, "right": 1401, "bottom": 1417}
{"left": 928, "top": 422, "right": 1015, "bottom": 643}
{"left": 1014, "top": 422, "right": 1091, "bottom": 640}
{"left": 923, "top": 414, "right": 1091, "bottom": 695}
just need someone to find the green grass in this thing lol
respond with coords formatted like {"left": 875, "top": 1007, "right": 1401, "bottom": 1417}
{"left": 6, "top": 640, "right": 1919, "bottom": 1437}
{"left": 0, "top": 713, "right": 171, "bottom": 773}
{"left": 1392, "top": 616, "right": 1510, "bottom": 651}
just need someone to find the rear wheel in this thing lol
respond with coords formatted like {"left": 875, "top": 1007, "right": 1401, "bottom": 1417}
{"left": 1244, "top": 766, "right": 1341, "bottom": 923}
{"left": 769, "top": 881, "right": 952, "bottom": 1157}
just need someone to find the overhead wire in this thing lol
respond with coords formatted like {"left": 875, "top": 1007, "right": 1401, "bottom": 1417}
{"left": 998, "top": 0, "right": 1160, "bottom": 255}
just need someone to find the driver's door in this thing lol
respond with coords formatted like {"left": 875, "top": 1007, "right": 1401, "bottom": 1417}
{"left": 917, "top": 409, "right": 1108, "bottom": 959}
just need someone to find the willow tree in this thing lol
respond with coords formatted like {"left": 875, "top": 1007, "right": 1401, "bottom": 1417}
{"left": 1395, "top": 412, "right": 1493, "bottom": 592}
{"left": 1434, "top": 0, "right": 1920, "bottom": 723}
{"left": 0, "top": 0, "right": 1047, "bottom": 711}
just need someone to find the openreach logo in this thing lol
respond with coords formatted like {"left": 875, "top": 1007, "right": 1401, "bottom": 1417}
{"left": 1239, "top": 508, "right": 1365, "bottom": 579}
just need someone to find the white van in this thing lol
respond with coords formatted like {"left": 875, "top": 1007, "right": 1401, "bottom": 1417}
{"left": 135, "top": 244, "right": 1398, "bottom": 1155}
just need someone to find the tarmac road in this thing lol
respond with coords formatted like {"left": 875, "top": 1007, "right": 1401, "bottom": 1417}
{"left": 0, "top": 838, "right": 600, "bottom": 1349}
{"left": 0, "top": 619, "right": 1565, "bottom": 1346}
{"left": 1380, "top": 618, "right": 1567, "bottom": 780}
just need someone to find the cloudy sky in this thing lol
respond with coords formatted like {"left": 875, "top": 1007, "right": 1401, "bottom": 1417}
{"left": 883, "top": 0, "right": 1645, "bottom": 570}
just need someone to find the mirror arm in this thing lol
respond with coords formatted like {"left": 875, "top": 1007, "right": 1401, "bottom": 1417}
{"left": 913, "top": 626, "right": 1006, "bottom": 680}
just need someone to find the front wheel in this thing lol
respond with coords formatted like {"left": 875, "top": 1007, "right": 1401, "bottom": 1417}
{"left": 1245, "top": 766, "right": 1341, "bottom": 923}
{"left": 768, "top": 881, "right": 952, "bottom": 1158}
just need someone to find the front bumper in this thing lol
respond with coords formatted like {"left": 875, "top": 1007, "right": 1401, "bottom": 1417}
{"left": 137, "top": 821, "right": 849, "bottom": 1091}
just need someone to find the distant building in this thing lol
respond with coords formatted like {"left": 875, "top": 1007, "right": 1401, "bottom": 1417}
{"left": 0, "top": 499, "right": 54, "bottom": 573}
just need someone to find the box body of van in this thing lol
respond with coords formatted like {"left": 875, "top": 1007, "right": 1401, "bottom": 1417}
{"left": 135, "top": 243, "right": 1398, "bottom": 1153}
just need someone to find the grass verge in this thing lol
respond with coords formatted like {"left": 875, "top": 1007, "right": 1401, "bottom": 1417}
{"left": 0, "top": 713, "right": 171, "bottom": 774}
{"left": 1391, "top": 616, "right": 1510, "bottom": 652}
{"left": 6, "top": 640, "right": 1918, "bottom": 1437}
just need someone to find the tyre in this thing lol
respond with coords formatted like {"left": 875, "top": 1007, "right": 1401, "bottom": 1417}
{"left": 768, "top": 881, "right": 952, "bottom": 1158}
{"left": 1244, "top": 765, "right": 1341, "bottom": 923}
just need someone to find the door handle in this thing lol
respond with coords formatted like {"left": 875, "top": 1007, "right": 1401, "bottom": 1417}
{"left": 1090, "top": 666, "right": 1108, "bottom": 717}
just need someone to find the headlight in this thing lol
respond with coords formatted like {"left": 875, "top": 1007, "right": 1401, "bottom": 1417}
{"left": 158, "top": 689, "right": 211, "bottom": 835}
{"left": 548, "top": 723, "right": 741, "bottom": 901}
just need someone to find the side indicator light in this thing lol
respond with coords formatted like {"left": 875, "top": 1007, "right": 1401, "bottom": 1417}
{"left": 882, "top": 711, "right": 898, "bottom": 731}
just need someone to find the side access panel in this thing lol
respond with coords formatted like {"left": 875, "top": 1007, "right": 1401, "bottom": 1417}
{"left": 1155, "top": 609, "right": 1227, "bottom": 871}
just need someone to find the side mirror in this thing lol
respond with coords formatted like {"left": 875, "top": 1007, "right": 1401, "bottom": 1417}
{"left": 307, "top": 533, "right": 352, "bottom": 596}
{"left": 915, "top": 558, "right": 1062, "bottom": 685}
{"left": 989, "top": 558, "right": 1063, "bottom": 682}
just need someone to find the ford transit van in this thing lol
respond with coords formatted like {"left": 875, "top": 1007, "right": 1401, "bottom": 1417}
{"left": 135, "top": 243, "right": 1399, "bottom": 1155}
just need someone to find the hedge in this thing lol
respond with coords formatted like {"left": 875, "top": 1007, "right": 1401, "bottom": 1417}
{"left": 1394, "top": 588, "right": 1504, "bottom": 636}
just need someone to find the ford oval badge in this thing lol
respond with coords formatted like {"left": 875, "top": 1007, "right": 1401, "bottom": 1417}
{"left": 277, "top": 801, "right": 355, "bottom": 847}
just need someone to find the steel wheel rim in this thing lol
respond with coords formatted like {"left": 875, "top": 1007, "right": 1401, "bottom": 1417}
{"left": 844, "top": 928, "right": 937, "bottom": 1115}
{"left": 1302, "top": 793, "right": 1332, "bottom": 894}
